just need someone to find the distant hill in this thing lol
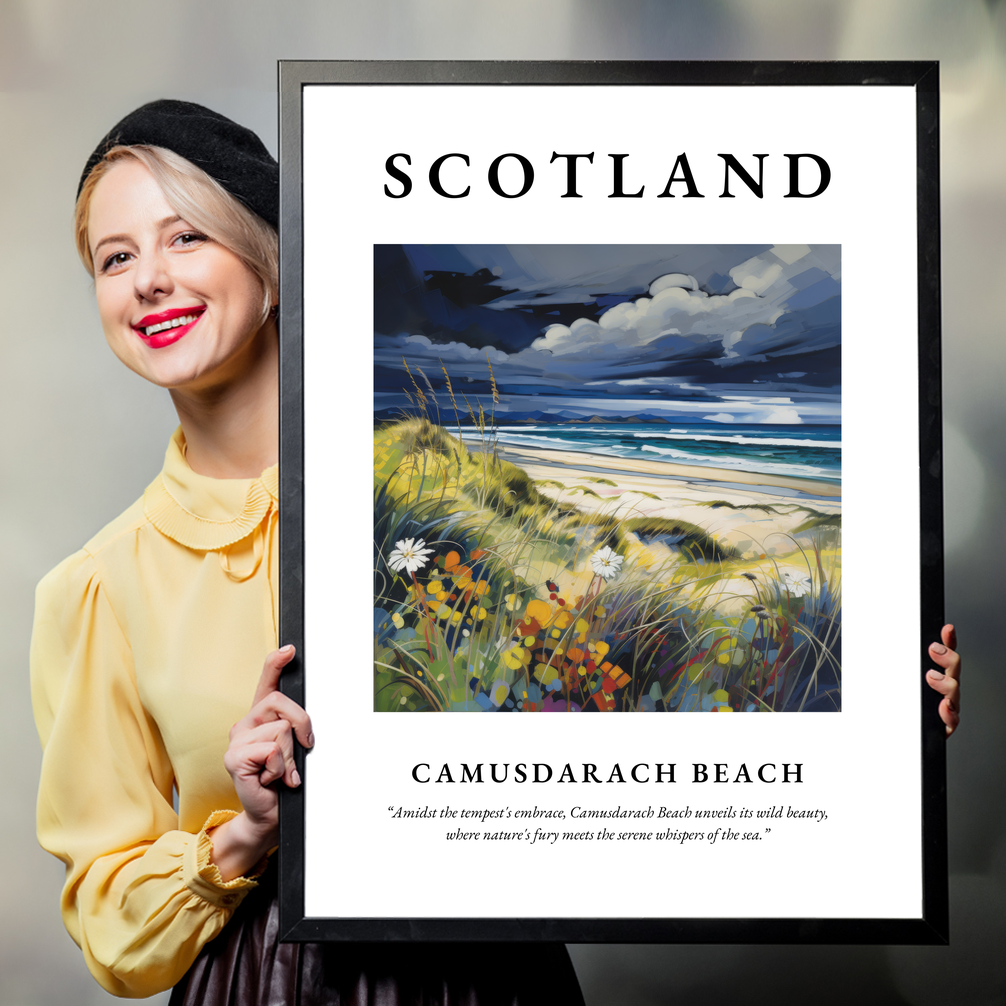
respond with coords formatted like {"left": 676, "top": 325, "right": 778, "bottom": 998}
{"left": 373, "top": 408, "right": 714, "bottom": 426}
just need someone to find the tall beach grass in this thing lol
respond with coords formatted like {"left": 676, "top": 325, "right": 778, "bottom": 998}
{"left": 373, "top": 399, "right": 841, "bottom": 713}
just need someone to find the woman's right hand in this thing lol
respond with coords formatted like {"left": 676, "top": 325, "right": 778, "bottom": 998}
{"left": 209, "top": 645, "right": 314, "bottom": 881}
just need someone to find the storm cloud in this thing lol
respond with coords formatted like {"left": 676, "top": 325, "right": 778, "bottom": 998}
{"left": 374, "top": 244, "right": 841, "bottom": 424}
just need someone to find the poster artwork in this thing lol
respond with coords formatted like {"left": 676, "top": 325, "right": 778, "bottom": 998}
{"left": 373, "top": 243, "right": 841, "bottom": 716}
{"left": 289, "top": 64, "right": 942, "bottom": 941}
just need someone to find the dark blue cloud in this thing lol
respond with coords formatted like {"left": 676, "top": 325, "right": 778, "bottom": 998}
{"left": 374, "top": 244, "right": 841, "bottom": 424}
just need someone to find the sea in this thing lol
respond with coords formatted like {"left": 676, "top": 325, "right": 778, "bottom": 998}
{"left": 459, "top": 422, "right": 842, "bottom": 484}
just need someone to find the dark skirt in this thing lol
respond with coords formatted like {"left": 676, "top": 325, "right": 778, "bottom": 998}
{"left": 169, "top": 869, "right": 585, "bottom": 1006}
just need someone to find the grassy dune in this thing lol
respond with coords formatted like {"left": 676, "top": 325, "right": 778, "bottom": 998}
{"left": 374, "top": 418, "right": 841, "bottom": 714}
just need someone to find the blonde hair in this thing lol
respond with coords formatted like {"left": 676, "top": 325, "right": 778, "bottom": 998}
{"left": 75, "top": 145, "right": 278, "bottom": 323}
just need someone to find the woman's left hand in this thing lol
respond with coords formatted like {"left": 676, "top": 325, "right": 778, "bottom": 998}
{"left": 926, "top": 624, "right": 961, "bottom": 737}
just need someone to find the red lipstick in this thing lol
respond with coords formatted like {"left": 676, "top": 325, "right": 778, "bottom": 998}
{"left": 132, "top": 306, "right": 205, "bottom": 349}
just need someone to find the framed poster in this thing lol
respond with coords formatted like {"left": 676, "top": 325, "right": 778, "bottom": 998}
{"left": 277, "top": 61, "right": 946, "bottom": 943}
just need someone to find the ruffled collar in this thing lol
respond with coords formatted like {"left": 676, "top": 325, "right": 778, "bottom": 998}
{"left": 143, "top": 428, "right": 278, "bottom": 551}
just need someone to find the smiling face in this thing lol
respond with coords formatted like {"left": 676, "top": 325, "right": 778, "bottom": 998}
{"left": 87, "top": 158, "right": 273, "bottom": 393}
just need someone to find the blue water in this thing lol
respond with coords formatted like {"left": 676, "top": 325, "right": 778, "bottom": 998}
{"left": 459, "top": 422, "right": 841, "bottom": 483}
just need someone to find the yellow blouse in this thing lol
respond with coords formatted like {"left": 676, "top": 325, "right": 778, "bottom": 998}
{"left": 31, "top": 428, "right": 279, "bottom": 998}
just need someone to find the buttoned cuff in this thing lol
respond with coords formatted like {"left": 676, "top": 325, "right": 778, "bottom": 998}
{"left": 183, "top": 810, "right": 269, "bottom": 909}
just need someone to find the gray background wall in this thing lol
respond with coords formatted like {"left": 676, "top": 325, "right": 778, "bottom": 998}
{"left": 1, "top": 2, "right": 1003, "bottom": 1003}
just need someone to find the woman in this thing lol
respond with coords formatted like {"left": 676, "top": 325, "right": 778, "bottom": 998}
{"left": 31, "top": 100, "right": 586, "bottom": 1003}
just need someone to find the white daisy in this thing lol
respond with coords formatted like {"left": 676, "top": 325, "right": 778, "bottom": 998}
{"left": 388, "top": 537, "right": 434, "bottom": 574}
{"left": 590, "top": 546, "right": 623, "bottom": 581}
{"left": 782, "top": 570, "right": 812, "bottom": 597}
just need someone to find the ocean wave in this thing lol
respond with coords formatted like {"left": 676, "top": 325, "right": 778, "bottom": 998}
{"left": 457, "top": 425, "right": 840, "bottom": 482}
{"left": 494, "top": 425, "right": 634, "bottom": 435}
{"left": 460, "top": 431, "right": 585, "bottom": 449}
{"left": 636, "top": 432, "right": 841, "bottom": 449}
{"left": 640, "top": 444, "right": 835, "bottom": 479}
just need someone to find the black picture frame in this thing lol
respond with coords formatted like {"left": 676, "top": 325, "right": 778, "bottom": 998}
{"left": 277, "top": 60, "right": 945, "bottom": 944}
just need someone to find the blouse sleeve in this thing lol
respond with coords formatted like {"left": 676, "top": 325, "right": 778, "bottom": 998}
{"left": 30, "top": 549, "right": 262, "bottom": 998}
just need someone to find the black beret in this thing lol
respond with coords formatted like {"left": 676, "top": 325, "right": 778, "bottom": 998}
{"left": 78, "top": 99, "right": 278, "bottom": 228}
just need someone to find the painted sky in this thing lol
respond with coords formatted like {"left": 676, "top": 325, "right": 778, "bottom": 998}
{"left": 374, "top": 244, "right": 841, "bottom": 424}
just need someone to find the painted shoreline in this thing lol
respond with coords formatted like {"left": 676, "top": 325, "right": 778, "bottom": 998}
{"left": 489, "top": 443, "right": 842, "bottom": 559}
{"left": 495, "top": 443, "right": 841, "bottom": 498}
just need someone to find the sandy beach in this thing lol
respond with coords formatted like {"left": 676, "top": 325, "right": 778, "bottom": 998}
{"left": 495, "top": 443, "right": 841, "bottom": 560}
